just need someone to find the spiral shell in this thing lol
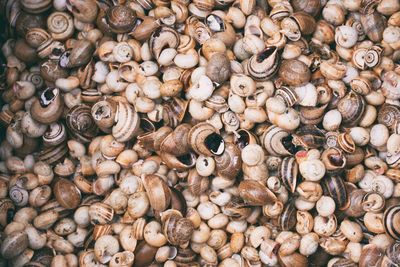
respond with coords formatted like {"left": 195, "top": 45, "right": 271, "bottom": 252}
{"left": 278, "top": 59, "right": 311, "bottom": 86}
{"left": 279, "top": 201, "right": 297, "bottom": 231}
{"left": 143, "top": 174, "right": 171, "bottom": 212}
{"left": 20, "top": 0, "right": 52, "bottom": 14}
{"left": 163, "top": 97, "right": 188, "bottom": 128}
{"left": 262, "top": 125, "right": 295, "bottom": 156}
{"left": 65, "top": 104, "right": 98, "bottom": 144}
{"left": 149, "top": 26, "right": 180, "bottom": 59}
{"left": 43, "top": 122, "right": 66, "bottom": 147}
{"left": 365, "top": 45, "right": 383, "bottom": 68}
{"left": 106, "top": 5, "right": 137, "bottom": 34}
{"left": 276, "top": 86, "right": 298, "bottom": 107}
{"left": 337, "top": 92, "right": 366, "bottom": 127}
{"left": 188, "top": 122, "right": 225, "bottom": 156}
{"left": 291, "top": 0, "right": 321, "bottom": 16}
{"left": 53, "top": 178, "right": 81, "bottom": 209}
{"left": 378, "top": 104, "right": 400, "bottom": 130}
{"left": 162, "top": 212, "right": 194, "bottom": 246}
{"left": 321, "top": 175, "right": 348, "bottom": 210}
{"left": 9, "top": 186, "right": 29, "bottom": 207}
{"left": 383, "top": 204, "right": 400, "bottom": 240}
{"left": 361, "top": 11, "right": 386, "bottom": 42}
{"left": 112, "top": 102, "right": 140, "bottom": 143}
{"left": 279, "top": 156, "right": 299, "bottom": 193}
{"left": 47, "top": 12, "right": 74, "bottom": 41}
{"left": 215, "top": 142, "right": 242, "bottom": 179}
{"left": 25, "top": 28, "right": 50, "bottom": 48}
{"left": 89, "top": 202, "right": 114, "bottom": 225}
{"left": 247, "top": 46, "right": 280, "bottom": 81}
{"left": 238, "top": 180, "right": 277, "bottom": 206}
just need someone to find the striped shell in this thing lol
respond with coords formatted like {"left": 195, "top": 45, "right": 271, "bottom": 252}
{"left": 383, "top": 204, "right": 400, "bottom": 240}
{"left": 321, "top": 175, "right": 348, "bottom": 210}
{"left": 247, "top": 46, "right": 280, "bottom": 81}
{"left": 279, "top": 156, "right": 299, "bottom": 193}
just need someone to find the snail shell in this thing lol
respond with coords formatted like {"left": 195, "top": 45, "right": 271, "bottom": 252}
{"left": 188, "top": 122, "right": 225, "bottom": 156}
{"left": 337, "top": 92, "right": 366, "bottom": 127}
{"left": 47, "top": 12, "right": 74, "bottom": 41}
{"left": 53, "top": 178, "right": 81, "bottom": 209}
{"left": 383, "top": 204, "right": 400, "bottom": 240}
{"left": 112, "top": 102, "right": 140, "bottom": 143}
{"left": 321, "top": 175, "right": 348, "bottom": 210}
{"left": 160, "top": 123, "right": 191, "bottom": 156}
{"left": 89, "top": 202, "right": 114, "bottom": 225}
{"left": 30, "top": 88, "right": 64, "bottom": 125}
{"left": 59, "top": 40, "right": 95, "bottom": 68}
{"left": 162, "top": 212, "right": 194, "bottom": 246}
{"left": 246, "top": 46, "right": 279, "bottom": 81}
{"left": 262, "top": 125, "right": 296, "bottom": 157}
{"left": 276, "top": 86, "right": 298, "bottom": 107}
{"left": 214, "top": 142, "right": 242, "bottom": 180}
{"left": 106, "top": 5, "right": 137, "bottom": 34}
{"left": 149, "top": 26, "right": 180, "bottom": 60}
{"left": 281, "top": 12, "right": 316, "bottom": 41}
{"left": 91, "top": 99, "right": 118, "bottom": 131}
{"left": 361, "top": 11, "right": 386, "bottom": 42}
{"left": 206, "top": 52, "right": 231, "bottom": 84}
{"left": 378, "top": 104, "right": 400, "bottom": 130}
{"left": 43, "top": 122, "right": 66, "bottom": 147}
{"left": 292, "top": 125, "right": 325, "bottom": 149}
{"left": 0, "top": 231, "right": 29, "bottom": 259}
{"left": 143, "top": 174, "right": 171, "bottom": 212}
{"left": 279, "top": 156, "right": 299, "bottom": 193}
{"left": 9, "top": 186, "right": 29, "bottom": 207}
{"left": 20, "top": 0, "right": 52, "bottom": 14}
{"left": 291, "top": 0, "right": 321, "bottom": 16}
{"left": 238, "top": 180, "right": 277, "bottom": 206}
{"left": 162, "top": 97, "right": 188, "bottom": 128}
{"left": 25, "top": 28, "right": 50, "bottom": 48}
{"left": 278, "top": 59, "right": 311, "bottom": 86}
{"left": 279, "top": 201, "right": 297, "bottom": 231}
{"left": 66, "top": 104, "right": 98, "bottom": 144}
{"left": 0, "top": 199, "right": 14, "bottom": 228}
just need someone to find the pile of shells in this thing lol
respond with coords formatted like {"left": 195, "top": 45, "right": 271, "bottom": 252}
{"left": 1, "top": 0, "right": 400, "bottom": 266}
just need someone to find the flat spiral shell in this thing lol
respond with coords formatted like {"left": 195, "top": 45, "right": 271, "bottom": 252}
{"left": 66, "top": 104, "right": 98, "bottom": 144}
{"left": 383, "top": 204, "right": 400, "bottom": 240}
{"left": 47, "top": 12, "right": 74, "bottom": 41}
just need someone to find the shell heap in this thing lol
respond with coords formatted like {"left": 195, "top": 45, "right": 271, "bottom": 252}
{"left": 1, "top": 0, "right": 400, "bottom": 266}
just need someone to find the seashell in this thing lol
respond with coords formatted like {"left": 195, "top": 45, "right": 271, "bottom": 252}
{"left": 53, "top": 178, "right": 81, "bottom": 209}
{"left": 350, "top": 76, "right": 372, "bottom": 95}
{"left": 162, "top": 97, "right": 188, "bottom": 128}
{"left": 279, "top": 156, "right": 299, "bottom": 193}
{"left": 106, "top": 5, "right": 137, "bottom": 34}
{"left": 160, "top": 151, "right": 197, "bottom": 171}
{"left": 160, "top": 123, "right": 191, "bottom": 156}
{"left": 246, "top": 46, "right": 279, "bottom": 81}
{"left": 30, "top": 88, "right": 64, "bottom": 125}
{"left": 112, "top": 102, "right": 140, "bottom": 143}
{"left": 299, "top": 159, "right": 326, "bottom": 182}
{"left": 321, "top": 175, "right": 348, "bottom": 210}
{"left": 47, "top": 11, "right": 74, "bottom": 41}
{"left": 59, "top": 40, "right": 95, "bottom": 68}
{"left": 188, "top": 122, "right": 225, "bottom": 156}
{"left": 25, "top": 28, "right": 50, "bottom": 48}
{"left": 337, "top": 133, "right": 356, "bottom": 154}
{"left": 262, "top": 125, "right": 296, "bottom": 156}
{"left": 299, "top": 104, "right": 328, "bottom": 125}
{"left": 206, "top": 52, "right": 231, "bottom": 84}
{"left": 291, "top": 0, "right": 321, "bottom": 16}
{"left": 292, "top": 125, "right": 325, "bottom": 149}
{"left": 278, "top": 59, "right": 311, "bottom": 87}
{"left": 382, "top": 71, "right": 400, "bottom": 100}
{"left": 149, "top": 26, "right": 179, "bottom": 60}
{"left": 361, "top": 12, "right": 386, "bottom": 42}
{"left": 281, "top": 12, "right": 316, "bottom": 41}
{"left": 270, "top": 2, "right": 293, "bottom": 21}
{"left": 162, "top": 211, "right": 194, "bottom": 246}
{"left": 383, "top": 204, "right": 400, "bottom": 240}
{"left": 89, "top": 202, "right": 114, "bottom": 225}
{"left": 66, "top": 0, "right": 97, "bottom": 23}
{"left": 337, "top": 92, "right": 366, "bottom": 127}
{"left": 276, "top": 86, "right": 298, "bottom": 107}
{"left": 66, "top": 104, "right": 98, "bottom": 144}
{"left": 20, "top": 0, "right": 52, "bottom": 14}
{"left": 238, "top": 180, "right": 277, "bottom": 206}
{"left": 9, "top": 186, "right": 29, "bottom": 207}
{"left": 143, "top": 174, "right": 171, "bottom": 212}
{"left": 214, "top": 142, "right": 242, "bottom": 180}
{"left": 205, "top": 95, "right": 229, "bottom": 114}
{"left": 278, "top": 201, "right": 297, "bottom": 231}
{"left": 0, "top": 230, "right": 29, "bottom": 259}
{"left": 0, "top": 199, "right": 15, "bottom": 228}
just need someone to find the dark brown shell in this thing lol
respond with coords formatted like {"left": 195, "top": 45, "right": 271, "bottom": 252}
{"left": 359, "top": 244, "right": 382, "bottom": 267}
{"left": 133, "top": 241, "right": 158, "bottom": 267}
{"left": 291, "top": 12, "right": 317, "bottom": 35}
{"left": 278, "top": 59, "right": 311, "bottom": 87}
{"left": 378, "top": 104, "right": 400, "bottom": 130}
{"left": 321, "top": 175, "right": 348, "bottom": 210}
{"left": 59, "top": 40, "right": 95, "bottom": 68}
{"left": 247, "top": 46, "right": 280, "bottom": 81}
{"left": 238, "top": 180, "right": 277, "bottom": 206}
{"left": 0, "top": 198, "right": 15, "bottom": 228}
{"left": 106, "top": 5, "right": 137, "bottom": 33}
{"left": 188, "top": 122, "right": 225, "bottom": 157}
{"left": 278, "top": 200, "right": 297, "bottom": 231}
{"left": 163, "top": 97, "right": 188, "bottom": 128}
{"left": 66, "top": 104, "right": 98, "bottom": 144}
{"left": 53, "top": 178, "right": 81, "bottom": 209}
{"left": 160, "top": 123, "right": 191, "bottom": 156}
{"left": 162, "top": 213, "right": 194, "bottom": 246}
{"left": 337, "top": 92, "right": 366, "bottom": 127}
{"left": 292, "top": 125, "right": 326, "bottom": 149}
{"left": 222, "top": 196, "right": 252, "bottom": 220}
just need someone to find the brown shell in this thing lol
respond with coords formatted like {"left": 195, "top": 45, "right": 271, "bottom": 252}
{"left": 279, "top": 156, "right": 299, "bottom": 193}
{"left": 238, "top": 180, "right": 277, "bottom": 206}
{"left": 162, "top": 212, "right": 194, "bottom": 246}
{"left": 383, "top": 204, "right": 400, "bottom": 240}
{"left": 278, "top": 200, "right": 297, "bottom": 231}
{"left": 291, "top": 0, "right": 321, "bottom": 16}
{"left": 30, "top": 88, "right": 64, "bottom": 125}
{"left": 160, "top": 123, "right": 191, "bottom": 156}
{"left": 106, "top": 5, "right": 137, "bottom": 34}
{"left": 214, "top": 142, "right": 242, "bottom": 179}
{"left": 360, "top": 12, "right": 386, "bottom": 42}
{"left": 53, "top": 178, "right": 81, "bottom": 209}
{"left": 291, "top": 12, "right": 317, "bottom": 35}
{"left": 321, "top": 175, "right": 348, "bottom": 210}
{"left": 278, "top": 59, "right": 311, "bottom": 87}
{"left": 66, "top": 104, "right": 98, "bottom": 144}
{"left": 337, "top": 92, "right": 366, "bottom": 127}
{"left": 188, "top": 122, "right": 225, "bottom": 157}
{"left": 143, "top": 174, "right": 171, "bottom": 212}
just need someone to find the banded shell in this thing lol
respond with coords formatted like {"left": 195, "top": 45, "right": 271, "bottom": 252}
{"left": 112, "top": 102, "right": 140, "bottom": 143}
{"left": 262, "top": 125, "right": 296, "bottom": 156}
{"left": 247, "top": 46, "right": 279, "bottom": 81}
{"left": 337, "top": 92, "right": 366, "bottom": 127}
{"left": 383, "top": 204, "right": 400, "bottom": 240}
{"left": 279, "top": 157, "right": 299, "bottom": 193}
{"left": 66, "top": 104, "right": 98, "bottom": 144}
{"left": 279, "top": 201, "right": 297, "bottom": 231}
{"left": 321, "top": 175, "right": 348, "bottom": 210}
{"left": 215, "top": 142, "right": 242, "bottom": 180}
{"left": 276, "top": 86, "right": 298, "bottom": 107}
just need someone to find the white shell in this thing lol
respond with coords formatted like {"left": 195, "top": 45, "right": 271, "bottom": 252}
{"left": 335, "top": 25, "right": 358, "bottom": 48}
{"left": 299, "top": 159, "right": 326, "bottom": 182}
{"left": 322, "top": 109, "right": 342, "bottom": 131}
{"left": 370, "top": 124, "right": 389, "bottom": 148}
{"left": 294, "top": 83, "right": 318, "bottom": 107}
{"left": 349, "top": 127, "right": 370, "bottom": 146}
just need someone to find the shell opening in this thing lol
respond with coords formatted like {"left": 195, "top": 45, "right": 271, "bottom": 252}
{"left": 177, "top": 153, "right": 195, "bottom": 166}
{"left": 39, "top": 88, "right": 58, "bottom": 107}
{"left": 256, "top": 47, "right": 277, "bottom": 63}
{"left": 235, "top": 132, "right": 250, "bottom": 150}
{"left": 205, "top": 133, "right": 225, "bottom": 155}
